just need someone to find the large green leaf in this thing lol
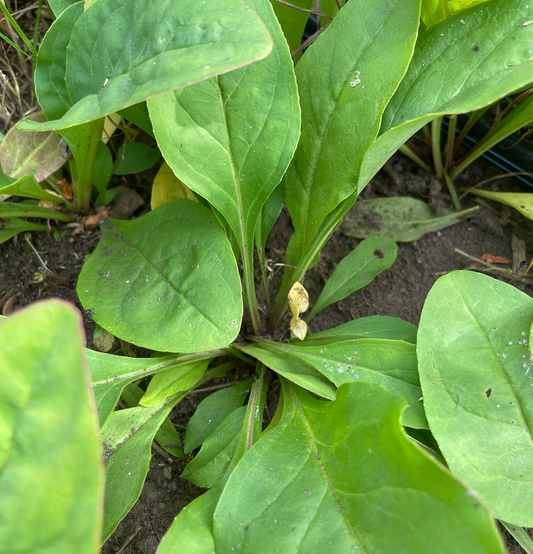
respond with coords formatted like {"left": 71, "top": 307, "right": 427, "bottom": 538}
{"left": 148, "top": 0, "right": 300, "bottom": 320}
{"left": 341, "top": 197, "right": 479, "bottom": 242}
{"left": 284, "top": 0, "right": 420, "bottom": 263}
{"left": 0, "top": 300, "right": 103, "bottom": 554}
{"left": 417, "top": 271, "right": 533, "bottom": 526}
{"left": 22, "top": 0, "right": 273, "bottom": 132}
{"left": 77, "top": 199, "right": 243, "bottom": 353}
{"left": 307, "top": 236, "right": 397, "bottom": 320}
{"left": 86, "top": 348, "right": 222, "bottom": 426}
{"left": 213, "top": 381, "right": 505, "bottom": 553}
{"left": 358, "top": 0, "right": 533, "bottom": 189}
{"left": 47, "top": 0, "right": 79, "bottom": 17}
{"left": 244, "top": 337, "right": 427, "bottom": 428}
{"left": 101, "top": 396, "right": 180, "bottom": 541}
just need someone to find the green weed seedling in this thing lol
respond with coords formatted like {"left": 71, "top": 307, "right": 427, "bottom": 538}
{"left": 2, "top": 0, "right": 533, "bottom": 551}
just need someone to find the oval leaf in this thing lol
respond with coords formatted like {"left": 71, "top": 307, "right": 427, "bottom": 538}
{"left": 23, "top": 0, "right": 273, "bottom": 131}
{"left": 77, "top": 199, "right": 243, "bottom": 353}
{"left": 0, "top": 300, "right": 103, "bottom": 553}
{"left": 213, "top": 381, "right": 505, "bottom": 553}
{"left": 418, "top": 271, "right": 533, "bottom": 526}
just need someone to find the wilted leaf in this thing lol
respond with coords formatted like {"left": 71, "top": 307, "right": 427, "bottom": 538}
{"left": 341, "top": 197, "right": 479, "bottom": 242}
{"left": 151, "top": 161, "right": 197, "bottom": 210}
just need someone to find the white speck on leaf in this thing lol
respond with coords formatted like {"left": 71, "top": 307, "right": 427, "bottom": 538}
{"left": 350, "top": 71, "right": 361, "bottom": 87}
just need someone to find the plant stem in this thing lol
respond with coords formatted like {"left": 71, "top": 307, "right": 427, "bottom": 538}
{"left": 431, "top": 116, "right": 443, "bottom": 181}
{"left": 500, "top": 521, "right": 533, "bottom": 553}
{"left": 399, "top": 144, "right": 433, "bottom": 174}
{"left": 78, "top": 118, "right": 105, "bottom": 214}
{"left": 443, "top": 169, "right": 461, "bottom": 210}
{"left": 242, "top": 245, "right": 264, "bottom": 336}
{"left": 452, "top": 106, "right": 489, "bottom": 156}
{"left": 444, "top": 115, "right": 456, "bottom": 173}
{"left": 257, "top": 245, "right": 272, "bottom": 312}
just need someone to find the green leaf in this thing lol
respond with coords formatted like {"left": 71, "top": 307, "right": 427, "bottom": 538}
{"left": 158, "top": 487, "right": 220, "bottom": 554}
{"left": 470, "top": 190, "right": 533, "bottom": 220}
{"left": 78, "top": 199, "right": 243, "bottom": 353}
{"left": 341, "top": 197, "right": 480, "bottom": 242}
{"left": 213, "top": 381, "right": 505, "bottom": 553}
{"left": 244, "top": 337, "right": 427, "bottom": 428}
{"left": 417, "top": 271, "right": 533, "bottom": 526}
{"left": 118, "top": 103, "right": 154, "bottom": 137}
{"left": 33, "top": 2, "right": 84, "bottom": 121}
{"left": 421, "top": 0, "right": 491, "bottom": 27}
{"left": 101, "top": 396, "right": 179, "bottom": 541}
{"left": 304, "top": 315, "right": 418, "bottom": 344}
{"left": 359, "top": 0, "right": 533, "bottom": 190}
{"left": 0, "top": 300, "right": 103, "bottom": 553}
{"left": 184, "top": 380, "right": 252, "bottom": 453}
{"left": 86, "top": 348, "right": 222, "bottom": 427}
{"left": 148, "top": 0, "right": 300, "bottom": 317}
{"left": 46, "top": 0, "right": 79, "bottom": 18}
{"left": 112, "top": 142, "right": 161, "bottom": 175}
{"left": 0, "top": 201, "right": 73, "bottom": 221}
{"left": 308, "top": 236, "right": 398, "bottom": 320}
{"left": 0, "top": 113, "right": 66, "bottom": 181}
{"left": 285, "top": 0, "right": 420, "bottom": 263}
{"left": 0, "top": 218, "right": 49, "bottom": 244}
{"left": 140, "top": 359, "right": 211, "bottom": 407}
{"left": 182, "top": 406, "right": 247, "bottom": 488}
{"left": 0, "top": 173, "right": 68, "bottom": 204}
{"left": 238, "top": 342, "right": 337, "bottom": 400}
{"left": 122, "top": 383, "right": 184, "bottom": 459}
{"left": 23, "top": 0, "right": 274, "bottom": 131}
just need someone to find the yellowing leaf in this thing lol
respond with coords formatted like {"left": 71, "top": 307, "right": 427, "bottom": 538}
{"left": 288, "top": 282, "right": 309, "bottom": 314}
{"left": 151, "top": 162, "right": 197, "bottom": 210}
{"left": 288, "top": 282, "right": 309, "bottom": 340}
{"left": 470, "top": 190, "right": 533, "bottom": 220}
{"left": 101, "top": 113, "right": 121, "bottom": 144}
{"left": 292, "top": 319, "right": 308, "bottom": 340}
{"left": 421, "top": 0, "right": 492, "bottom": 28}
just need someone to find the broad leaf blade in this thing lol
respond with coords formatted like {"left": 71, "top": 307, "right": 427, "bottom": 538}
{"left": 308, "top": 236, "right": 397, "bottom": 320}
{"left": 0, "top": 300, "right": 103, "bottom": 554}
{"left": 213, "top": 381, "right": 505, "bottom": 553}
{"left": 77, "top": 199, "right": 243, "bottom": 353}
{"left": 417, "top": 271, "right": 533, "bottom": 526}
{"left": 112, "top": 142, "right": 161, "bottom": 175}
{"left": 285, "top": 0, "right": 420, "bottom": 263}
{"left": 23, "top": 0, "right": 273, "bottom": 131}
{"left": 102, "top": 397, "right": 179, "bottom": 541}
{"left": 246, "top": 337, "right": 427, "bottom": 428}
{"left": 148, "top": 0, "right": 300, "bottom": 282}
{"left": 341, "top": 197, "right": 479, "bottom": 242}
